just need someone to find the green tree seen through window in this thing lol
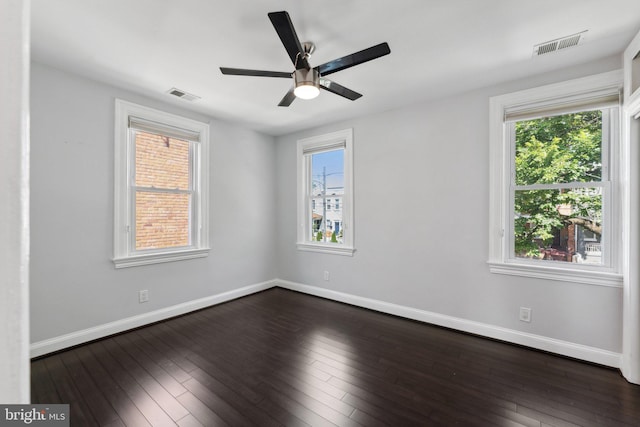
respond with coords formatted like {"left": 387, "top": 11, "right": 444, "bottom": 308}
{"left": 514, "top": 111, "right": 603, "bottom": 259}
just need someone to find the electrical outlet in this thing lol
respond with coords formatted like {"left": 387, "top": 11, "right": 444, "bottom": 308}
{"left": 323, "top": 271, "right": 330, "bottom": 281}
{"left": 139, "top": 290, "right": 149, "bottom": 303}
{"left": 519, "top": 307, "right": 532, "bottom": 322}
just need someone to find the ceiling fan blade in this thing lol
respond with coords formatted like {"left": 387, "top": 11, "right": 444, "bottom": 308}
{"left": 319, "top": 78, "right": 362, "bottom": 101}
{"left": 316, "top": 42, "right": 391, "bottom": 77}
{"left": 278, "top": 88, "right": 296, "bottom": 107}
{"left": 220, "top": 67, "right": 291, "bottom": 78}
{"left": 268, "top": 11, "right": 309, "bottom": 70}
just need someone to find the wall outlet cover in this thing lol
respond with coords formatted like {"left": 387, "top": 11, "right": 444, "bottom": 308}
{"left": 139, "top": 290, "right": 149, "bottom": 303}
{"left": 519, "top": 307, "right": 532, "bottom": 322}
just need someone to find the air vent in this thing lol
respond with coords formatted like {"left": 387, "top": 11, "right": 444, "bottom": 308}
{"left": 166, "top": 87, "right": 201, "bottom": 101}
{"left": 533, "top": 31, "right": 586, "bottom": 57}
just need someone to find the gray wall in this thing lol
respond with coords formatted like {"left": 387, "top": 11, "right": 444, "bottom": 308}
{"left": 30, "top": 62, "right": 278, "bottom": 343}
{"left": 275, "top": 55, "right": 624, "bottom": 353}
{"left": 30, "top": 54, "right": 626, "bottom": 359}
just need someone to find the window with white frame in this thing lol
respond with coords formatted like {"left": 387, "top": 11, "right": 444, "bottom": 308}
{"left": 297, "top": 128, "right": 354, "bottom": 255}
{"left": 488, "top": 71, "right": 623, "bottom": 286}
{"left": 113, "top": 99, "right": 210, "bottom": 268}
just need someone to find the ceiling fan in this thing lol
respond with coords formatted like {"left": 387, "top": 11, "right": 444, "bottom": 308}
{"left": 220, "top": 11, "right": 391, "bottom": 107}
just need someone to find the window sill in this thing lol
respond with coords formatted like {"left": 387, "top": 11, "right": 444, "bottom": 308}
{"left": 297, "top": 242, "right": 355, "bottom": 256}
{"left": 113, "top": 248, "right": 209, "bottom": 269}
{"left": 488, "top": 261, "right": 622, "bottom": 288}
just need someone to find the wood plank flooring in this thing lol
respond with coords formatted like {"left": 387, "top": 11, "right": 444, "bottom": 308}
{"left": 31, "top": 288, "right": 640, "bottom": 426}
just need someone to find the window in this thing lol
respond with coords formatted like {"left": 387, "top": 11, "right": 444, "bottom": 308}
{"left": 512, "top": 110, "right": 610, "bottom": 265}
{"left": 113, "top": 100, "right": 210, "bottom": 268}
{"left": 489, "top": 71, "right": 623, "bottom": 286}
{"left": 297, "top": 128, "right": 354, "bottom": 255}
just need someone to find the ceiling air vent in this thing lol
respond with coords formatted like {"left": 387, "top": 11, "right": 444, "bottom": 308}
{"left": 167, "top": 87, "right": 200, "bottom": 101}
{"left": 533, "top": 31, "right": 586, "bottom": 57}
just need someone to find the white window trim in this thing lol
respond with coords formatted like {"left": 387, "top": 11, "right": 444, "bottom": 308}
{"left": 113, "top": 99, "right": 210, "bottom": 268}
{"left": 297, "top": 128, "right": 355, "bottom": 256}
{"left": 488, "top": 70, "right": 623, "bottom": 287}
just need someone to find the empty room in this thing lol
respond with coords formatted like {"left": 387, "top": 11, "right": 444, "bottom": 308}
{"left": 4, "top": 0, "right": 640, "bottom": 425}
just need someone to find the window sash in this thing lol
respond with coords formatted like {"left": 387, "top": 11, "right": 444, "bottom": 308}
{"left": 132, "top": 190, "right": 194, "bottom": 252}
{"left": 130, "top": 129, "right": 195, "bottom": 190}
{"left": 510, "top": 185, "right": 609, "bottom": 263}
{"left": 128, "top": 127, "right": 200, "bottom": 255}
{"left": 507, "top": 109, "right": 614, "bottom": 269}
{"left": 128, "top": 121, "right": 199, "bottom": 255}
{"left": 308, "top": 195, "right": 344, "bottom": 244}
{"left": 128, "top": 128, "right": 200, "bottom": 192}
{"left": 508, "top": 109, "right": 611, "bottom": 185}
{"left": 304, "top": 150, "right": 346, "bottom": 245}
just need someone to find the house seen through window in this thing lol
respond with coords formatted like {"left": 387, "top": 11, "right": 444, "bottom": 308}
{"left": 310, "top": 149, "right": 344, "bottom": 243}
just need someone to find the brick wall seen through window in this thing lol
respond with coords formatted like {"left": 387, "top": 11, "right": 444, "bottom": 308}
{"left": 134, "top": 131, "right": 191, "bottom": 250}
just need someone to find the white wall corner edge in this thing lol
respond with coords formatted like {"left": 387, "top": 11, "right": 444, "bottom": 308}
{"left": 275, "top": 279, "right": 622, "bottom": 369}
{"left": 30, "top": 279, "right": 278, "bottom": 358}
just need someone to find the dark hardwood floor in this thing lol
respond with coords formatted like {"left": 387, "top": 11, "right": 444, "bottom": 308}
{"left": 31, "top": 288, "right": 640, "bottom": 426}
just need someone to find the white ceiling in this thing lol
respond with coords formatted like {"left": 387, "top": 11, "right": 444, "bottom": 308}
{"left": 31, "top": 0, "right": 640, "bottom": 136}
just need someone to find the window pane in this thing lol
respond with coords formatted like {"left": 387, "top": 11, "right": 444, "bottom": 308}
{"left": 515, "top": 111, "right": 602, "bottom": 185}
{"left": 310, "top": 149, "right": 344, "bottom": 197}
{"left": 135, "top": 130, "right": 190, "bottom": 190}
{"left": 514, "top": 188, "right": 602, "bottom": 264}
{"left": 310, "top": 197, "right": 343, "bottom": 244}
{"left": 308, "top": 149, "right": 345, "bottom": 244}
{"left": 135, "top": 191, "right": 190, "bottom": 250}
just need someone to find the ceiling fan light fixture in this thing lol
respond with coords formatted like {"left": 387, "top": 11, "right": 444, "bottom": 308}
{"left": 293, "top": 68, "right": 320, "bottom": 99}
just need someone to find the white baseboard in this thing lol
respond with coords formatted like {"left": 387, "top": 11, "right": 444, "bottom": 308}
{"left": 31, "top": 278, "right": 622, "bottom": 368}
{"left": 275, "top": 279, "right": 622, "bottom": 368}
{"left": 30, "top": 279, "right": 277, "bottom": 358}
